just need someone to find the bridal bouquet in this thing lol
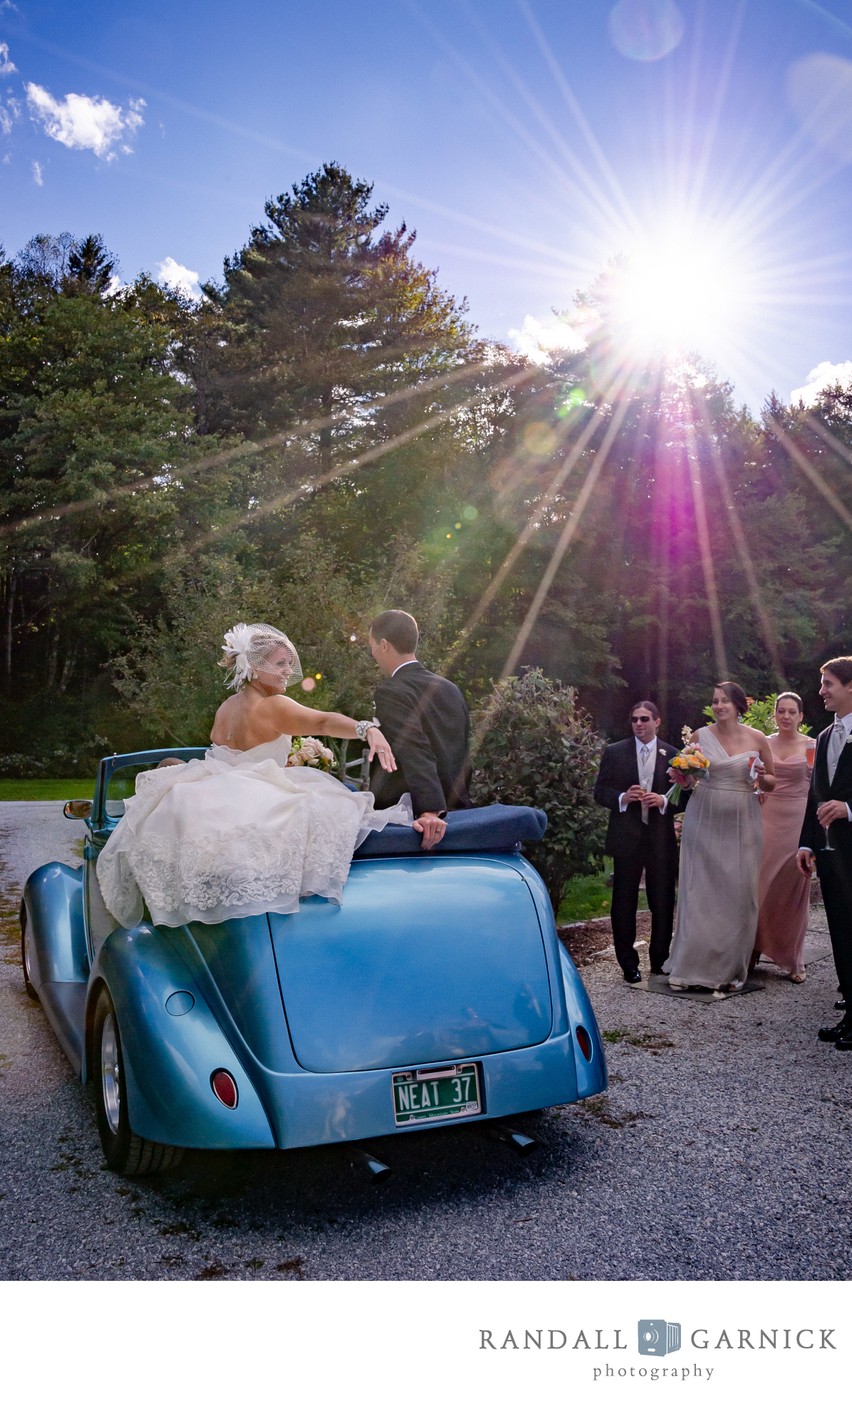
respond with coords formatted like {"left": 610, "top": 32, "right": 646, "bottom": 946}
{"left": 287, "top": 736, "right": 336, "bottom": 772}
{"left": 665, "top": 728, "right": 709, "bottom": 805}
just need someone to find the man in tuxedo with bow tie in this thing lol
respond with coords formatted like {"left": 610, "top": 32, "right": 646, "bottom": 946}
{"left": 797, "top": 656, "right": 852, "bottom": 1050}
{"left": 368, "top": 609, "right": 472, "bottom": 850}
{"left": 594, "top": 701, "right": 681, "bottom": 984}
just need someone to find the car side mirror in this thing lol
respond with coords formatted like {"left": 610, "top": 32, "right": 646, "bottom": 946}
{"left": 64, "top": 800, "right": 93, "bottom": 820}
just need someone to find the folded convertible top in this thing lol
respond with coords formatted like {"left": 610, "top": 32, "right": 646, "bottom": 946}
{"left": 352, "top": 802, "right": 547, "bottom": 859}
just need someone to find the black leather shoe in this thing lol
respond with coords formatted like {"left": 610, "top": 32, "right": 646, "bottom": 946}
{"left": 835, "top": 1032, "right": 852, "bottom": 1051}
{"left": 835, "top": 999, "right": 848, "bottom": 1010}
{"left": 623, "top": 967, "right": 641, "bottom": 984}
{"left": 650, "top": 967, "right": 666, "bottom": 976}
{"left": 818, "top": 1020, "right": 852, "bottom": 1042}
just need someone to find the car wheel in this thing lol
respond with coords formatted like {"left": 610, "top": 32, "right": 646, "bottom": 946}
{"left": 92, "top": 989, "right": 183, "bottom": 1175}
{"left": 20, "top": 905, "right": 37, "bottom": 1001}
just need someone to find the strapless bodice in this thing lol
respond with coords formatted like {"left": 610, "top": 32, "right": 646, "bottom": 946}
{"left": 207, "top": 735, "right": 292, "bottom": 767}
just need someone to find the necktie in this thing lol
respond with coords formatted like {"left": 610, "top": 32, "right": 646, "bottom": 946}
{"left": 640, "top": 744, "right": 651, "bottom": 824}
{"left": 827, "top": 719, "right": 847, "bottom": 783}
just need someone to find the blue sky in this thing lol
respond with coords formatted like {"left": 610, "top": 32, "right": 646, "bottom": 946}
{"left": 3, "top": 0, "right": 852, "bottom": 411}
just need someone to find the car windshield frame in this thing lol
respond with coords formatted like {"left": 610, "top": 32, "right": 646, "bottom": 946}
{"left": 92, "top": 748, "right": 207, "bottom": 832}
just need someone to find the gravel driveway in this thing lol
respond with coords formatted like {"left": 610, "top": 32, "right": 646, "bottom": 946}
{"left": 1, "top": 802, "right": 850, "bottom": 1281}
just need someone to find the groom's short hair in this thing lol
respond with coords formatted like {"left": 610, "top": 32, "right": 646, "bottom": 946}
{"left": 370, "top": 610, "right": 419, "bottom": 654}
{"left": 822, "top": 656, "right": 852, "bottom": 685}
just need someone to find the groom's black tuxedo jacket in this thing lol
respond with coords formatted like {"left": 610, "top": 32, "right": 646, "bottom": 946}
{"left": 593, "top": 736, "right": 681, "bottom": 861}
{"left": 799, "top": 724, "right": 852, "bottom": 870}
{"left": 370, "top": 661, "right": 473, "bottom": 818}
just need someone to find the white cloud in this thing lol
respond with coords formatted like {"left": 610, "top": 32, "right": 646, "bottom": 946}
{"left": 157, "top": 257, "right": 202, "bottom": 301}
{"left": 507, "top": 312, "right": 587, "bottom": 365}
{"left": 31, "top": 158, "right": 43, "bottom": 186}
{"left": 0, "top": 96, "right": 20, "bottom": 136}
{"left": 0, "top": 41, "right": 16, "bottom": 75}
{"left": 26, "top": 83, "right": 145, "bottom": 159}
{"left": 790, "top": 360, "right": 852, "bottom": 406}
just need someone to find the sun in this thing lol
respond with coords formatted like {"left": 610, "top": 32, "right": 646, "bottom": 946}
{"left": 609, "top": 216, "right": 751, "bottom": 362}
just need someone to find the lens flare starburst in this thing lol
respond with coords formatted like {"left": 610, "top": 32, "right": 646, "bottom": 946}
{"left": 607, "top": 218, "right": 752, "bottom": 362}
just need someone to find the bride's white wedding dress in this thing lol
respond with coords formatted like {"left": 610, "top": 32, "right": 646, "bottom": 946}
{"left": 96, "top": 736, "right": 412, "bottom": 928}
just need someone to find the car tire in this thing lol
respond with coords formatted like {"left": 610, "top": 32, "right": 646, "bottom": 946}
{"left": 92, "top": 988, "right": 183, "bottom": 1175}
{"left": 20, "top": 905, "right": 38, "bottom": 1001}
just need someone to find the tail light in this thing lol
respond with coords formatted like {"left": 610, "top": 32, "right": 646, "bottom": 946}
{"left": 575, "top": 1026, "right": 593, "bottom": 1061}
{"left": 211, "top": 1069, "right": 239, "bottom": 1108}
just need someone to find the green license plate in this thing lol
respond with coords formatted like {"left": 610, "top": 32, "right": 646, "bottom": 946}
{"left": 392, "top": 1063, "right": 482, "bottom": 1126}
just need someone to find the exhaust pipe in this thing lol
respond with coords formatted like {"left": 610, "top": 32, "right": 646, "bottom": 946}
{"left": 346, "top": 1145, "right": 392, "bottom": 1183}
{"left": 487, "top": 1123, "right": 537, "bottom": 1153}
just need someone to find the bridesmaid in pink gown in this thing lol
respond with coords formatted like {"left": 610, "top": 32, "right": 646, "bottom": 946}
{"left": 753, "top": 693, "right": 814, "bottom": 983}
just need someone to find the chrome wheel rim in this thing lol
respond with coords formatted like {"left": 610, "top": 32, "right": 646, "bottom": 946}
{"left": 100, "top": 1012, "right": 121, "bottom": 1135}
{"left": 22, "top": 926, "right": 33, "bottom": 986}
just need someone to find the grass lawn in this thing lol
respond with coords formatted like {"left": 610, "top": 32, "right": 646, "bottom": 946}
{"left": 557, "top": 862, "right": 647, "bottom": 924}
{"left": 0, "top": 779, "right": 96, "bottom": 802}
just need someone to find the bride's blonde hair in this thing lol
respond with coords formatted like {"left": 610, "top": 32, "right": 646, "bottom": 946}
{"left": 219, "top": 622, "right": 302, "bottom": 691}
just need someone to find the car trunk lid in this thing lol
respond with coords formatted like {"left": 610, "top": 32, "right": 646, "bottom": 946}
{"left": 269, "top": 856, "right": 553, "bottom": 1073}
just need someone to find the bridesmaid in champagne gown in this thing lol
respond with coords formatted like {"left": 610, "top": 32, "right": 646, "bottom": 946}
{"left": 753, "top": 693, "right": 814, "bottom": 983}
{"left": 665, "top": 683, "right": 776, "bottom": 994}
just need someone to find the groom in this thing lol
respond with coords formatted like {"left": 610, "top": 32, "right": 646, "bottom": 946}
{"left": 594, "top": 701, "right": 682, "bottom": 984}
{"left": 368, "top": 609, "right": 472, "bottom": 850}
{"left": 797, "top": 656, "right": 852, "bottom": 1050}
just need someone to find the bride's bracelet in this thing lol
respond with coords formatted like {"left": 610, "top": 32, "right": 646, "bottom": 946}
{"left": 354, "top": 719, "right": 378, "bottom": 741}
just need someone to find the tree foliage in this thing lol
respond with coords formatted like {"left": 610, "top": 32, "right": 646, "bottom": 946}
{"left": 0, "top": 248, "right": 200, "bottom": 698}
{"left": 1, "top": 174, "right": 850, "bottom": 829}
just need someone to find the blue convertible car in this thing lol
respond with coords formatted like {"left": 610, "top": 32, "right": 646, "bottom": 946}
{"left": 21, "top": 748, "right": 607, "bottom": 1175}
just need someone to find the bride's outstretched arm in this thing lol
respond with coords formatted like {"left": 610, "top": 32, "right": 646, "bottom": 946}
{"left": 270, "top": 697, "right": 396, "bottom": 773}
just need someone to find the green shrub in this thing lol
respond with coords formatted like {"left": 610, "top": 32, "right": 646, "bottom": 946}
{"left": 0, "top": 735, "right": 111, "bottom": 778}
{"left": 471, "top": 668, "right": 608, "bottom": 912}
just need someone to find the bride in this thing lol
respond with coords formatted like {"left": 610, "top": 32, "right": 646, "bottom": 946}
{"left": 97, "top": 622, "right": 412, "bottom": 928}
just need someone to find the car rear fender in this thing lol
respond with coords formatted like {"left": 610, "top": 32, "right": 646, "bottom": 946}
{"left": 87, "top": 927, "right": 275, "bottom": 1150}
{"left": 507, "top": 857, "right": 607, "bottom": 1097}
{"left": 558, "top": 947, "right": 608, "bottom": 1097}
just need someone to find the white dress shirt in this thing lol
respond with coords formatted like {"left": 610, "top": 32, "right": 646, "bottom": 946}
{"left": 829, "top": 711, "right": 852, "bottom": 819}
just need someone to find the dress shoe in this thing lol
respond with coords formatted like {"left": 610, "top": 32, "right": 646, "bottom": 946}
{"left": 650, "top": 967, "right": 666, "bottom": 976}
{"left": 623, "top": 967, "right": 641, "bottom": 985}
{"left": 835, "top": 999, "right": 848, "bottom": 1011}
{"left": 818, "top": 1020, "right": 852, "bottom": 1043}
{"left": 835, "top": 1032, "right": 852, "bottom": 1051}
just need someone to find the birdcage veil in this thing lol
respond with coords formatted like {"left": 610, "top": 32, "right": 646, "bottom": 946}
{"left": 219, "top": 623, "right": 302, "bottom": 692}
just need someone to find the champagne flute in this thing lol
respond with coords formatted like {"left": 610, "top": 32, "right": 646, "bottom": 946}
{"left": 805, "top": 741, "right": 816, "bottom": 771}
{"left": 818, "top": 798, "right": 835, "bottom": 851}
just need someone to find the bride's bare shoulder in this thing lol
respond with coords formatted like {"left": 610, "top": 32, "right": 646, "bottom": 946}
{"left": 210, "top": 697, "right": 235, "bottom": 743}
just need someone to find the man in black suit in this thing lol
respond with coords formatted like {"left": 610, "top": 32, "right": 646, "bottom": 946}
{"left": 593, "top": 701, "right": 681, "bottom": 984}
{"left": 797, "top": 656, "right": 852, "bottom": 1050}
{"left": 368, "top": 609, "right": 472, "bottom": 850}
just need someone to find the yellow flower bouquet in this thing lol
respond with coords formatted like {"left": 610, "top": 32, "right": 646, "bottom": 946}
{"left": 665, "top": 737, "right": 709, "bottom": 805}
